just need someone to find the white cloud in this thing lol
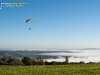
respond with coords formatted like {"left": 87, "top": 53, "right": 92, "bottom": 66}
{"left": 39, "top": 50, "right": 100, "bottom": 63}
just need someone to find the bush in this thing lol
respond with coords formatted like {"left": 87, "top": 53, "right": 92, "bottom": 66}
{"left": 22, "top": 56, "right": 33, "bottom": 65}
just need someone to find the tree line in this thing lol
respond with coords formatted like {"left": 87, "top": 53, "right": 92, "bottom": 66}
{"left": 0, "top": 55, "right": 68, "bottom": 65}
{"left": 0, "top": 55, "right": 98, "bottom": 65}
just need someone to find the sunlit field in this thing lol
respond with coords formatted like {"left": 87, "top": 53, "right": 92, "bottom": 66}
{"left": 0, "top": 64, "right": 100, "bottom": 75}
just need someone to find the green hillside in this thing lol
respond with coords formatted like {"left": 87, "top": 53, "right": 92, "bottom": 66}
{"left": 0, "top": 64, "right": 100, "bottom": 75}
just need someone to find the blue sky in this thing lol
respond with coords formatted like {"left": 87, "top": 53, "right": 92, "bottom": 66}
{"left": 0, "top": 0, "right": 100, "bottom": 50}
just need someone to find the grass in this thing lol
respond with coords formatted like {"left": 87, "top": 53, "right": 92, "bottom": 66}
{"left": 0, "top": 64, "right": 100, "bottom": 75}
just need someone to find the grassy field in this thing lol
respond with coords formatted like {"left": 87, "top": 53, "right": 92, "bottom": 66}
{"left": 0, "top": 64, "right": 100, "bottom": 75}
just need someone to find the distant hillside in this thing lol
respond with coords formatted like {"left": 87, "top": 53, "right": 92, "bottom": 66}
{"left": 0, "top": 50, "right": 70, "bottom": 59}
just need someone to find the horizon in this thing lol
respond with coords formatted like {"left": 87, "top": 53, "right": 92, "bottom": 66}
{"left": 0, "top": 47, "right": 100, "bottom": 51}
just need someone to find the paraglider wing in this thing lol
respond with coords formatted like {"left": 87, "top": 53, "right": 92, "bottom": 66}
{"left": 32, "top": 20, "right": 36, "bottom": 22}
{"left": 26, "top": 18, "right": 36, "bottom": 23}
{"left": 26, "top": 19, "right": 32, "bottom": 23}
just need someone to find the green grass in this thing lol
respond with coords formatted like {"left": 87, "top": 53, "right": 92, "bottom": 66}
{"left": 0, "top": 64, "right": 100, "bottom": 75}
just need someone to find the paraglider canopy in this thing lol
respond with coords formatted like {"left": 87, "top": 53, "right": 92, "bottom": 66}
{"left": 26, "top": 18, "right": 36, "bottom": 23}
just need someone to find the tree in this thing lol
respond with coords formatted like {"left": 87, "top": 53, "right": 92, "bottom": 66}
{"left": 52, "top": 61, "right": 56, "bottom": 65}
{"left": 0, "top": 58, "right": 5, "bottom": 65}
{"left": 45, "top": 60, "right": 48, "bottom": 65}
{"left": 32, "top": 58, "right": 37, "bottom": 65}
{"left": 65, "top": 56, "right": 68, "bottom": 64}
{"left": 2, "top": 56, "right": 9, "bottom": 62}
{"left": 10, "top": 57, "right": 23, "bottom": 65}
{"left": 37, "top": 55, "right": 45, "bottom": 65}
{"left": 22, "top": 56, "right": 33, "bottom": 65}
{"left": 7, "top": 56, "right": 12, "bottom": 64}
{"left": 79, "top": 61, "right": 85, "bottom": 64}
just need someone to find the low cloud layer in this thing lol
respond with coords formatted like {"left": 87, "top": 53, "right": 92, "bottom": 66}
{"left": 39, "top": 50, "right": 100, "bottom": 63}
